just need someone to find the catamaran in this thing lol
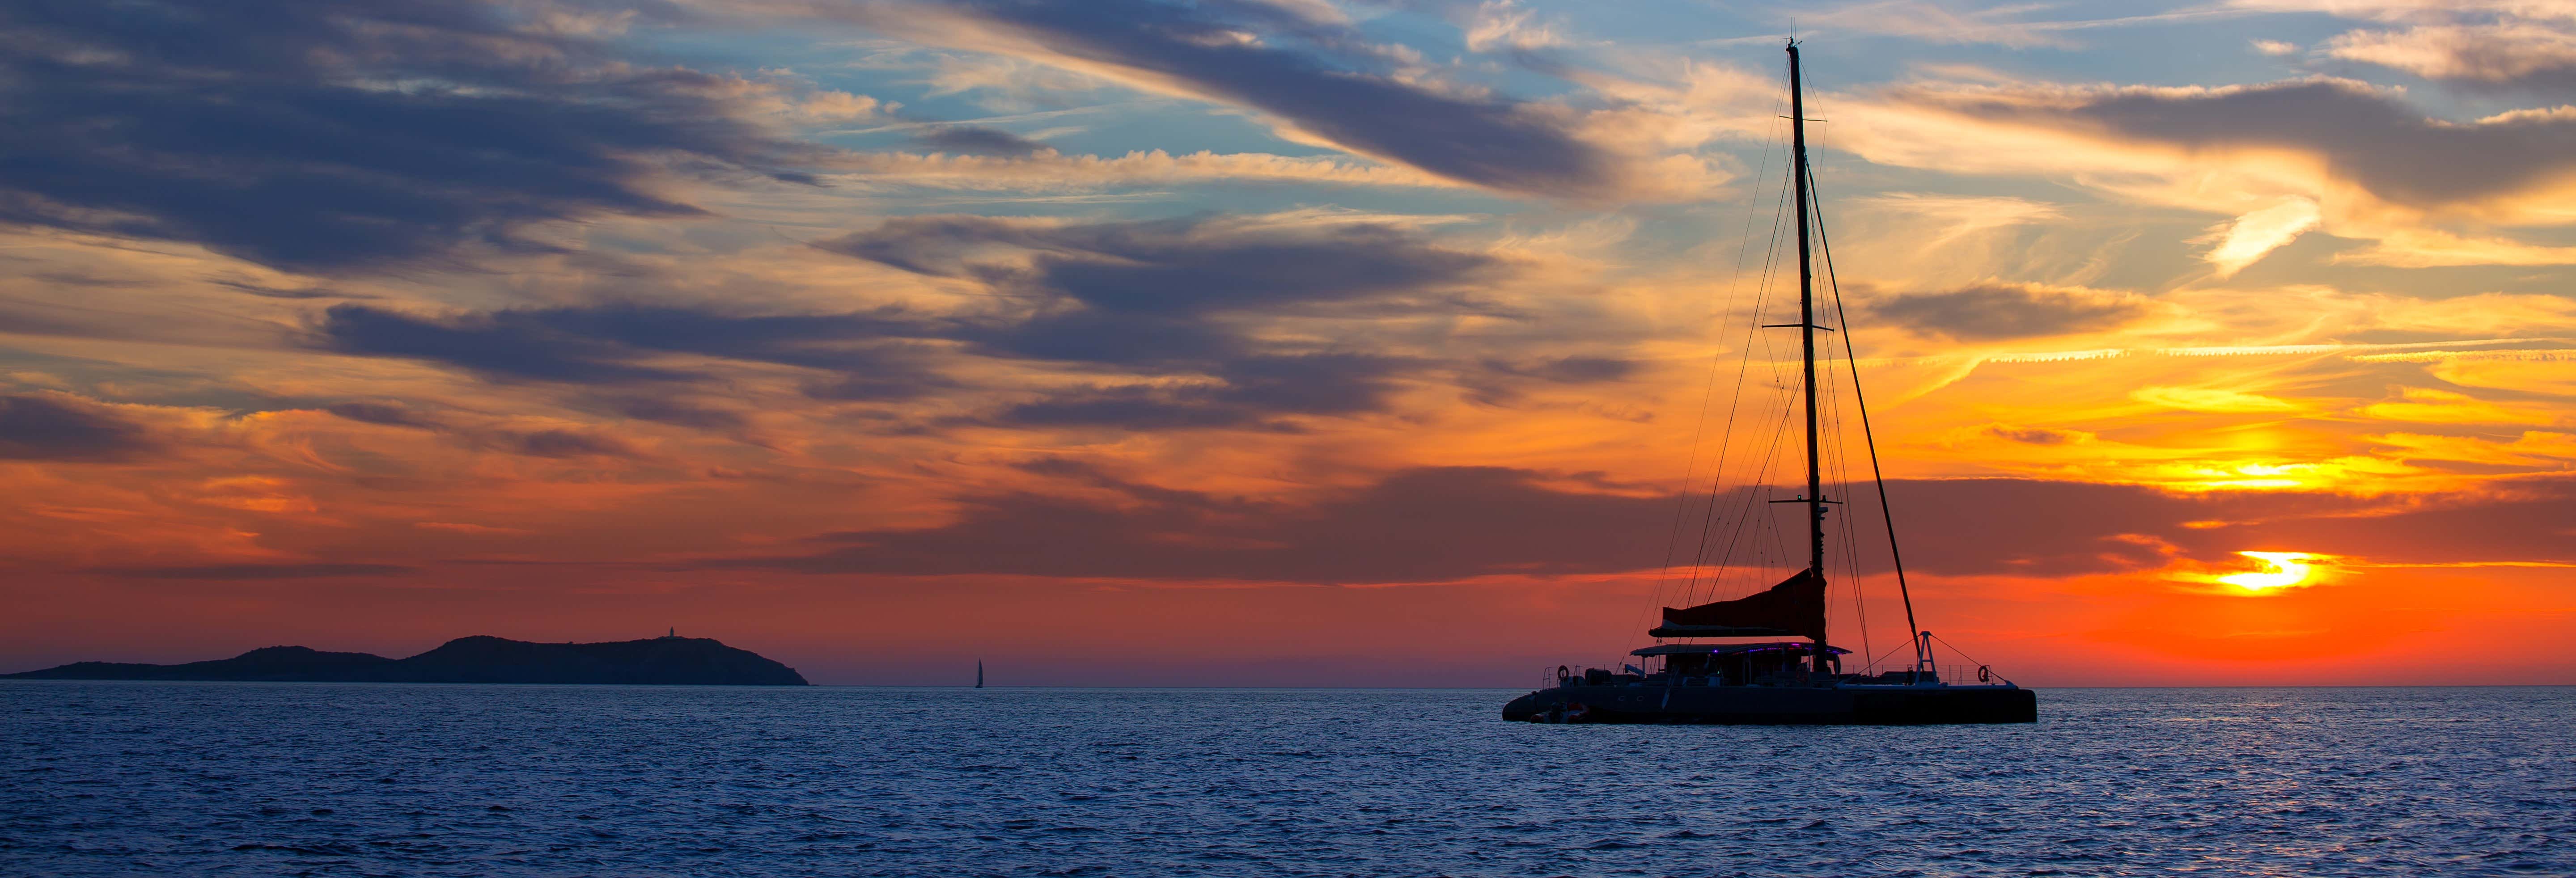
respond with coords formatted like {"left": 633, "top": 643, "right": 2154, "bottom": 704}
{"left": 1503, "top": 42, "right": 2035, "bottom": 725}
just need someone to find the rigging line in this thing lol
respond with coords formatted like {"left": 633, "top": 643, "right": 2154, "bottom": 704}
{"left": 1759, "top": 394, "right": 1799, "bottom": 579}
{"left": 1707, "top": 386, "right": 1790, "bottom": 577}
{"left": 1702, "top": 372, "right": 1790, "bottom": 572}
{"left": 1638, "top": 194, "right": 1762, "bottom": 633}
{"left": 1927, "top": 634, "right": 2009, "bottom": 685}
{"left": 1703, "top": 120, "right": 1813, "bottom": 608}
{"left": 1681, "top": 133, "right": 1795, "bottom": 611}
{"left": 1638, "top": 114, "right": 1782, "bottom": 623}
{"left": 1812, "top": 265, "right": 1873, "bottom": 667}
{"left": 1705, "top": 397, "right": 1790, "bottom": 599}
{"left": 1858, "top": 638, "right": 1912, "bottom": 676}
{"left": 1716, "top": 137, "right": 1810, "bottom": 601}
{"left": 1811, "top": 295, "right": 1870, "bottom": 667}
{"left": 1688, "top": 392, "right": 1785, "bottom": 609}
{"left": 1809, "top": 163, "right": 1925, "bottom": 663}
{"left": 1637, "top": 115, "right": 1784, "bottom": 645}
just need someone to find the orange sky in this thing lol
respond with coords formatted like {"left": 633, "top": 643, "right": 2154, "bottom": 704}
{"left": 1, "top": 0, "right": 2571, "bottom": 684}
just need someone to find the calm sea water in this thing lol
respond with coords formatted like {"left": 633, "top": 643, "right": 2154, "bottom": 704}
{"left": 2, "top": 683, "right": 2569, "bottom": 877}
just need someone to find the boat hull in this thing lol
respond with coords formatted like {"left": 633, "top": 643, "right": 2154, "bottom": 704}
{"left": 1502, "top": 683, "right": 2035, "bottom": 725}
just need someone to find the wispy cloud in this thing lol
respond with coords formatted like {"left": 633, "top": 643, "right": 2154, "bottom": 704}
{"left": 2203, "top": 197, "right": 2322, "bottom": 277}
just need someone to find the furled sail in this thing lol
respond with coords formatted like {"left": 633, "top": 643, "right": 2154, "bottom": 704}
{"left": 1649, "top": 569, "right": 1826, "bottom": 642}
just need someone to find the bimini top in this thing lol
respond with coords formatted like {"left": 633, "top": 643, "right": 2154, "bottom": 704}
{"left": 1630, "top": 642, "right": 1854, "bottom": 658}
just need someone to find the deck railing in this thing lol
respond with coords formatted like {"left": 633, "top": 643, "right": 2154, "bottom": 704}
{"left": 1845, "top": 664, "right": 2009, "bottom": 686}
{"left": 1534, "top": 662, "right": 2013, "bottom": 690}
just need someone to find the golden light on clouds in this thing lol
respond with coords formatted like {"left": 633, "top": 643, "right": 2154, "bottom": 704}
{"left": 3, "top": 0, "right": 2576, "bottom": 688}
{"left": 2131, "top": 386, "right": 2305, "bottom": 414}
{"left": 2203, "top": 197, "right": 2322, "bottom": 278}
{"left": 2216, "top": 551, "right": 2328, "bottom": 593}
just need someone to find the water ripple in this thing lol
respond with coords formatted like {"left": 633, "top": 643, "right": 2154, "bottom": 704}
{"left": 2, "top": 684, "right": 2570, "bottom": 876}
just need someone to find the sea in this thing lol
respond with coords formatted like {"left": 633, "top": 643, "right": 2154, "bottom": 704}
{"left": 2, "top": 683, "right": 2568, "bottom": 877}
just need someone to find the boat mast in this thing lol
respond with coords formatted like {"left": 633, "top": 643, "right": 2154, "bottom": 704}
{"left": 1788, "top": 42, "right": 1829, "bottom": 675}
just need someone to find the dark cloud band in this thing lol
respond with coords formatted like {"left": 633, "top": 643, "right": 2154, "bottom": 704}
{"left": 0, "top": 0, "right": 817, "bottom": 271}
{"left": 858, "top": 0, "right": 1625, "bottom": 198}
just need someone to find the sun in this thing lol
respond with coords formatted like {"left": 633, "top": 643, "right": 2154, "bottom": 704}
{"left": 2217, "top": 551, "right": 2320, "bottom": 592}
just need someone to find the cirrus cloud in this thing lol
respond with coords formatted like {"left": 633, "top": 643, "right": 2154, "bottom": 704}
{"left": 1871, "top": 282, "right": 2154, "bottom": 341}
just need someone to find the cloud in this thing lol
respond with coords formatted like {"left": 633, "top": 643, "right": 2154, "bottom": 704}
{"left": 325, "top": 402, "right": 444, "bottom": 430}
{"left": 1995, "top": 79, "right": 2576, "bottom": 215}
{"left": 1799, "top": 0, "right": 2255, "bottom": 48}
{"left": 2203, "top": 197, "right": 2323, "bottom": 277}
{"left": 317, "top": 306, "right": 690, "bottom": 384}
{"left": 1839, "top": 73, "right": 2576, "bottom": 250}
{"left": 810, "top": 0, "right": 1641, "bottom": 199}
{"left": 722, "top": 465, "right": 1676, "bottom": 583}
{"left": 1491, "top": 356, "right": 1637, "bottom": 384}
{"left": 827, "top": 214, "right": 1500, "bottom": 318}
{"left": 2245, "top": 0, "right": 2576, "bottom": 88}
{"left": 1983, "top": 424, "right": 2094, "bottom": 445}
{"left": 96, "top": 563, "right": 414, "bottom": 580}
{"left": 503, "top": 429, "right": 639, "bottom": 459}
{"left": 2327, "top": 22, "right": 2576, "bottom": 84}
{"left": 2334, "top": 228, "right": 2576, "bottom": 266}
{"left": 330, "top": 394, "right": 653, "bottom": 456}
{"left": 904, "top": 51, "right": 1112, "bottom": 110}
{"left": 910, "top": 125, "right": 1053, "bottom": 157}
{"left": 315, "top": 303, "right": 919, "bottom": 384}
{"left": 605, "top": 397, "right": 749, "bottom": 431}
{"left": 996, "top": 387, "right": 1283, "bottom": 431}
{"left": 1854, "top": 193, "right": 2067, "bottom": 234}
{"left": 309, "top": 212, "right": 1510, "bottom": 431}
{"left": 1872, "top": 283, "right": 2152, "bottom": 340}
{"left": 822, "top": 213, "right": 1511, "bottom": 427}
{"left": 0, "top": 0, "right": 828, "bottom": 272}
{"left": 796, "top": 90, "right": 888, "bottom": 121}
{"left": 1888, "top": 475, "right": 2576, "bottom": 575}
{"left": 2132, "top": 387, "right": 2306, "bottom": 413}
{"left": 1464, "top": 1, "right": 1569, "bottom": 53}
{"left": 415, "top": 522, "right": 533, "bottom": 536}
{"left": 2253, "top": 38, "right": 2302, "bottom": 55}
{"left": 831, "top": 213, "right": 1492, "bottom": 352}
{"left": 0, "top": 393, "right": 162, "bottom": 462}
{"left": 833, "top": 149, "right": 1458, "bottom": 190}
{"left": 706, "top": 466, "right": 2576, "bottom": 583}
{"left": 1801, "top": 0, "right": 2083, "bottom": 48}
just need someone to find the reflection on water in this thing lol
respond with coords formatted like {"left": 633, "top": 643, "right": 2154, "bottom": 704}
{"left": 4, "top": 683, "right": 2569, "bottom": 876}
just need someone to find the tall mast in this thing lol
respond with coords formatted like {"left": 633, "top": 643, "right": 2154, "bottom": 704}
{"left": 1788, "top": 42, "right": 1828, "bottom": 675}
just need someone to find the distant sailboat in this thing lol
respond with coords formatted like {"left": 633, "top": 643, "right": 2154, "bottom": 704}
{"left": 975, "top": 659, "right": 984, "bottom": 689}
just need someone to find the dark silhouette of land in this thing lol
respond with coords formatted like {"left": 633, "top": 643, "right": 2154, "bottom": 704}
{"left": 2, "top": 635, "right": 808, "bottom": 685}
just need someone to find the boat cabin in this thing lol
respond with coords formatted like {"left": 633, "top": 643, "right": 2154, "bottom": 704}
{"left": 1625, "top": 642, "right": 1850, "bottom": 686}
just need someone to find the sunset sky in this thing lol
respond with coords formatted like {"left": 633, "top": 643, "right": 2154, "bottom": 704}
{"left": 4, "top": 0, "right": 2572, "bottom": 686}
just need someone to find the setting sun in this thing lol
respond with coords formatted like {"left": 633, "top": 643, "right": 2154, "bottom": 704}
{"left": 2218, "top": 552, "right": 2322, "bottom": 592}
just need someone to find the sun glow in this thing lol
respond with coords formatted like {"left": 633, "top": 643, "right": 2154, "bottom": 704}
{"left": 2218, "top": 551, "right": 2320, "bottom": 592}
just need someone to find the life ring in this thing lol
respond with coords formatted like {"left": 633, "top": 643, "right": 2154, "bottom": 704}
{"left": 1977, "top": 665, "right": 1992, "bottom": 683}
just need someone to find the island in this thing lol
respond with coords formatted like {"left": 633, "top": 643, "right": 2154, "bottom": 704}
{"left": 2, "top": 633, "right": 809, "bottom": 686}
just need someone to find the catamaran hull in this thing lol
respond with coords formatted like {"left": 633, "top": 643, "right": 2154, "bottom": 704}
{"left": 1502, "top": 684, "right": 2036, "bottom": 725}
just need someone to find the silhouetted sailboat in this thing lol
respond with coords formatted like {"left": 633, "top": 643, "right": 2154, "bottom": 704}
{"left": 975, "top": 659, "right": 983, "bottom": 688}
{"left": 1503, "top": 42, "right": 2034, "bottom": 725}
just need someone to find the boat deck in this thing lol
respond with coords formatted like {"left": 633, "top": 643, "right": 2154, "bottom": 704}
{"left": 1504, "top": 678, "right": 2036, "bottom": 725}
